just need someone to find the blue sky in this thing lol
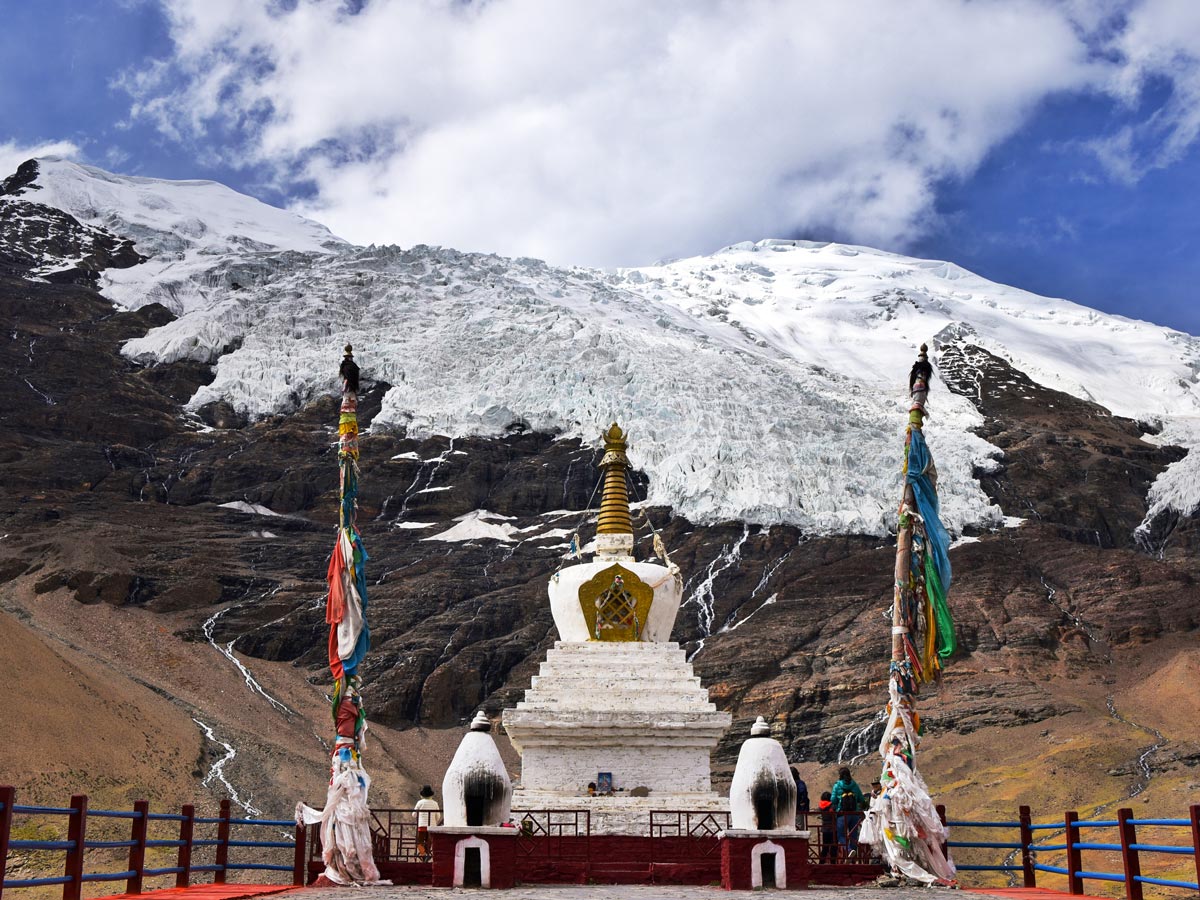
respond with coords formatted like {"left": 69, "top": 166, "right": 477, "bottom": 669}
{"left": 912, "top": 91, "right": 1200, "bottom": 335}
{"left": 0, "top": 1, "right": 264, "bottom": 194}
{"left": 2, "top": 0, "right": 1198, "bottom": 335}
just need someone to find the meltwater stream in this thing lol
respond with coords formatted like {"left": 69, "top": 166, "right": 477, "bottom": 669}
{"left": 1105, "top": 696, "right": 1168, "bottom": 798}
{"left": 685, "top": 524, "right": 750, "bottom": 661}
{"left": 192, "top": 717, "right": 262, "bottom": 817}
{"left": 201, "top": 587, "right": 293, "bottom": 716}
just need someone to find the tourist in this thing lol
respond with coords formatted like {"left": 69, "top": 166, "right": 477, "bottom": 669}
{"left": 831, "top": 767, "right": 865, "bottom": 855}
{"left": 790, "top": 765, "right": 810, "bottom": 827}
{"left": 817, "top": 791, "right": 837, "bottom": 863}
{"left": 413, "top": 785, "right": 441, "bottom": 858}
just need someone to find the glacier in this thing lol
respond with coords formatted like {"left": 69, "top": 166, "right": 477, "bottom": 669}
{"left": 12, "top": 159, "right": 1200, "bottom": 537}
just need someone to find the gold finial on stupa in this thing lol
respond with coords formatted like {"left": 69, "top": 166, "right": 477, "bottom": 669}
{"left": 596, "top": 422, "right": 633, "bottom": 536}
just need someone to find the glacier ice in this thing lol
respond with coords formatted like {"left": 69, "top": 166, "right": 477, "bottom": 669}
{"left": 18, "top": 161, "right": 1200, "bottom": 538}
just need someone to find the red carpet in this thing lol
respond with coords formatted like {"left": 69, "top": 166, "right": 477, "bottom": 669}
{"left": 97, "top": 884, "right": 296, "bottom": 900}
{"left": 968, "top": 889, "right": 1110, "bottom": 900}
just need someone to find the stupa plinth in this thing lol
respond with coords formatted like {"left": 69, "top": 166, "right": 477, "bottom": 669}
{"left": 501, "top": 423, "right": 731, "bottom": 834}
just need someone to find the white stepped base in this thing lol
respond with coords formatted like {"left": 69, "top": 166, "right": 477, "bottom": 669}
{"left": 502, "top": 641, "right": 731, "bottom": 800}
{"left": 511, "top": 790, "right": 730, "bottom": 836}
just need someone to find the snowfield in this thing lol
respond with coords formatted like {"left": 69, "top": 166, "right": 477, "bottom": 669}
{"left": 16, "top": 159, "right": 1200, "bottom": 537}
{"left": 17, "top": 158, "right": 344, "bottom": 314}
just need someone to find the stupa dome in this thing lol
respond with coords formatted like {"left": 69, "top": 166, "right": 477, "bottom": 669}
{"left": 547, "top": 423, "right": 682, "bottom": 642}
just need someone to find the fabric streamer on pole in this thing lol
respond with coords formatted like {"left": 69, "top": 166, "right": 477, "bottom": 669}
{"left": 296, "top": 345, "right": 389, "bottom": 886}
{"left": 858, "top": 343, "right": 957, "bottom": 886}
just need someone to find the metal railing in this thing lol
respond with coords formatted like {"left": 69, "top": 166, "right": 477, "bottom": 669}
{"left": 807, "top": 808, "right": 884, "bottom": 865}
{"left": 945, "top": 802, "right": 1200, "bottom": 898}
{"left": 308, "top": 807, "right": 596, "bottom": 868}
{"left": 362, "top": 808, "right": 427, "bottom": 863}
{"left": 648, "top": 810, "right": 728, "bottom": 861}
{"left": 0, "top": 786, "right": 305, "bottom": 900}
{"left": 511, "top": 809, "right": 591, "bottom": 860}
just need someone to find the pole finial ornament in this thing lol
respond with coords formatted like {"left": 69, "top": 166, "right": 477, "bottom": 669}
{"left": 908, "top": 342, "right": 933, "bottom": 430}
{"left": 339, "top": 345, "right": 360, "bottom": 394}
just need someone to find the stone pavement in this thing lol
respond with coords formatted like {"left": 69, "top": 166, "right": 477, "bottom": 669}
{"left": 273, "top": 887, "right": 1015, "bottom": 900}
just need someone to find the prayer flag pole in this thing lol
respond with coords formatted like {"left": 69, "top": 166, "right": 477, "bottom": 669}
{"left": 859, "top": 344, "right": 957, "bottom": 886}
{"left": 295, "top": 346, "right": 386, "bottom": 886}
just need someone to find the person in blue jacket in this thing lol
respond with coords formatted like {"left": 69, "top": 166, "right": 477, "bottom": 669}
{"left": 830, "top": 767, "right": 865, "bottom": 855}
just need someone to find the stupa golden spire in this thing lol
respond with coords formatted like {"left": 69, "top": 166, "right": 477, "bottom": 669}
{"left": 596, "top": 422, "right": 633, "bottom": 536}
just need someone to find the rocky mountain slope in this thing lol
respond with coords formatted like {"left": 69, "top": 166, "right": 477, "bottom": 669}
{"left": 1, "top": 158, "right": 1197, "bottom": 840}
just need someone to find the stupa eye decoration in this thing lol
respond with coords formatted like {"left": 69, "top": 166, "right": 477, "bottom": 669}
{"left": 596, "top": 574, "right": 636, "bottom": 638}
{"left": 580, "top": 564, "right": 653, "bottom": 641}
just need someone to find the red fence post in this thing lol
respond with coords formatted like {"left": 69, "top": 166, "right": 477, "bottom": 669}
{"left": 0, "top": 785, "right": 15, "bottom": 900}
{"left": 214, "top": 799, "right": 231, "bottom": 884}
{"left": 126, "top": 799, "right": 149, "bottom": 895}
{"left": 175, "top": 804, "right": 195, "bottom": 888}
{"left": 62, "top": 794, "right": 88, "bottom": 900}
{"left": 1065, "top": 810, "right": 1083, "bottom": 895}
{"left": 292, "top": 819, "right": 307, "bottom": 886}
{"left": 936, "top": 803, "right": 949, "bottom": 864}
{"left": 1116, "top": 808, "right": 1142, "bottom": 900}
{"left": 1189, "top": 804, "right": 1200, "bottom": 894}
{"left": 1018, "top": 805, "right": 1036, "bottom": 888}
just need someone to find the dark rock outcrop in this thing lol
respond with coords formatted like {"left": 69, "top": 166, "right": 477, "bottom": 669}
{"left": 1, "top": 160, "right": 144, "bottom": 283}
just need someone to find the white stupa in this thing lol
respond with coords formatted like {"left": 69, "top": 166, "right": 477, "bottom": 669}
{"left": 501, "top": 423, "right": 731, "bottom": 834}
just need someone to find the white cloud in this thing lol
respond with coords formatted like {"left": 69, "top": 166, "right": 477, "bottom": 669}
{"left": 1086, "top": 0, "right": 1200, "bottom": 182}
{"left": 119, "top": 0, "right": 1194, "bottom": 265}
{"left": 0, "top": 140, "right": 81, "bottom": 181}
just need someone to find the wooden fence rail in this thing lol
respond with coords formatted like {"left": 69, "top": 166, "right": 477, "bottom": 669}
{"left": 0, "top": 787, "right": 305, "bottom": 900}
{"left": 946, "top": 802, "right": 1200, "bottom": 898}
{"left": 4, "top": 784, "right": 1200, "bottom": 898}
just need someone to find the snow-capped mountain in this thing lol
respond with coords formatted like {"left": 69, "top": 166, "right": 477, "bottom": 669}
{"left": 7, "top": 157, "right": 1195, "bottom": 538}
{"left": 4, "top": 157, "right": 1200, "bottom": 814}
{"left": 10, "top": 159, "right": 1200, "bottom": 537}
{"left": 2, "top": 157, "right": 344, "bottom": 312}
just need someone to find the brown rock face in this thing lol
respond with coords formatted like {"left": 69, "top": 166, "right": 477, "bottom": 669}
{"left": 1, "top": 182, "right": 1197, "bottom": 824}
{"left": 936, "top": 336, "right": 1185, "bottom": 549}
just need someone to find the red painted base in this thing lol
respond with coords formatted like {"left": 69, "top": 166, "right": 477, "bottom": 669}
{"left": 429, "top": 829, "right": 518, "bottom": 889}
{"left": 346, "top": 831, "right": 883, "bottom": 888}
{"left": 720, "top": 833, "right": 811, "bottom": 890}
{"left": 513, "top": 834, "right": 721, "bottom": 886}
{"left": 376, "top": 861, "right": 433, "bottom": 885}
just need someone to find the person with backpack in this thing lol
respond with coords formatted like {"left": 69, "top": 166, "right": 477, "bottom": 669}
{"left": 830, "top": 767, "right": 865, "bottom": 855}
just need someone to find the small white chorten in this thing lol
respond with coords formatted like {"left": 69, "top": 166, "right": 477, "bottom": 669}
{"left": 502, "top": 424, "right": 732, "bottom": 834}
{"left": 729, "top": 716, "right": 797, "bottom": 831}
{"left": 442, "top": 711, "right": 513, "bottom": 827}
